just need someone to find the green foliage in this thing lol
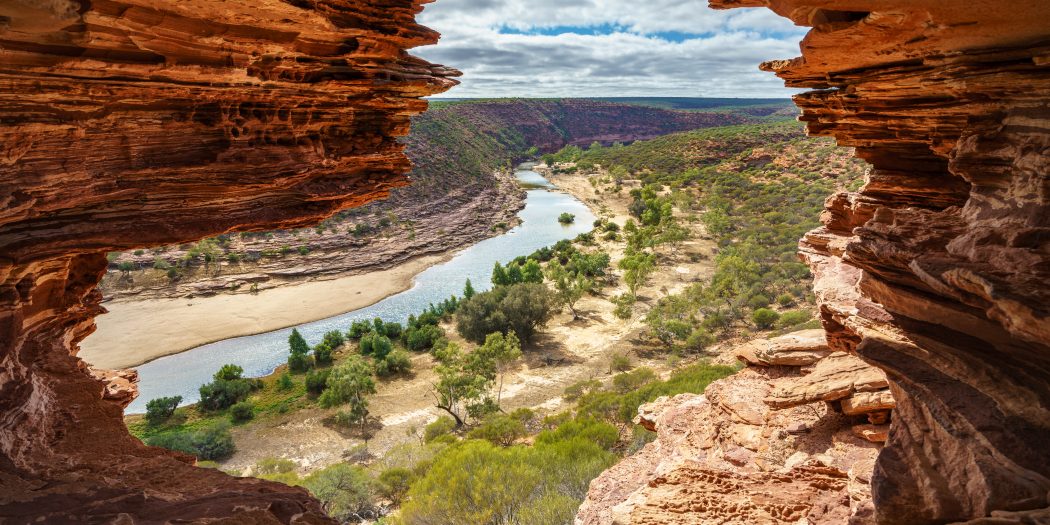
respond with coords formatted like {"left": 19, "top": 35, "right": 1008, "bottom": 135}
{"left": 322, "top": 330, "right": 346, "bottom": 349}
{"left": 288, "top": 328, "right": 310, "bottom": 355}
{"left": 145, "top": 422, "right": 235, "bottom": 460}
{"left": 277, "top": 372, "right": 294, "bottom": 391}
{"left": 613, "top": 292, "right": 636, "bottom": 320}
{"left": 376, "top": 467, "right": 414, "bottom": 505}
{"left": 375, "top": 349, "right": 412, "bottom": 377}
{"left": 463, "top": 279, "right": 476, "bottom": 299}
{"left": 752, "top": 308, "right": 780, "bottom": 329}
{"left": 611, "top": 368, "right": 658, "bottom": 394}
{"left": 546, "top": 260, "right": 593, "bottom": 319}
{"left": 557, "top": 212, "right": 576, "bottom": 224}
{"left": 456, "top": 283, "right": 553, "bottom": 344}
{"left": 319, "top": 356, "right": 376, "bottom": 413}
{"left": 229, "top": 401, "right": 254, "bottom": 423}
{"left": 423, "top": 416, "right": 457, "bottom": 443}
{"left": 405, "top": 324, "right": 445, "bottom": 352}
{"left": 468, "top": 413, "right": 526, "bottom": 446}
{"left": 198, "top": 365, "right": 255, "bottom": 411}
{"left": 776, "top": 309, "right": 813, "bottom": 329}
{"left": 577, "top": 362, "right": 736, "bottom": 425}
{"left": 313, "top": 343, "right": 333, "bottom": 366}
{"left": 145, "top": 396, "right": 182, "bottom": 426}
{"left": 302, "top": 463, "right": 373, "bottom": 521}
{"left": 305, "top": 368, "right": 331, "bottom": 395}
{"left": 256, "top": 457, "right": 296, "bottom": 475}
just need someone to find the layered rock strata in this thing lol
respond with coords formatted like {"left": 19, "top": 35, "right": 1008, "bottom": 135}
{"left": 708, "top": 1, "right": 1050, "bottom": 523}
{"left": 578, "top": 331, "right": 883, "bottom": 525}
{"left": 0, "top": 0, "right": 455, "bottom": 521}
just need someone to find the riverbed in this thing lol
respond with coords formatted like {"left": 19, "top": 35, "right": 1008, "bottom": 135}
{"left": 124, "top": 166, "right": 594, "bottom": 413}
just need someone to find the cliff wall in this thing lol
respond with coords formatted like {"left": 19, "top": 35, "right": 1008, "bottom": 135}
{"left": 0, "top": 0, "right": 454, "bottom": 521}
{"left": 706, "top": 1, "right": 1050, "bottom": 523}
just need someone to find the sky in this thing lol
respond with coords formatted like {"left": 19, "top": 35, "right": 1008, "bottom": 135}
{"left": 413, "top": 0, "right": 808, "bottom": 99}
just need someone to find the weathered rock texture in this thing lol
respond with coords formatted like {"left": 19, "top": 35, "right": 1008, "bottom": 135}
{"left": 710, "top": 1, "right": 1050, "bottom": 523}
{"left": 578, "top": 333, "right": 883, "bottom": 525}
{"left": 0, "top": 0, "right": 455, "bottom": 521}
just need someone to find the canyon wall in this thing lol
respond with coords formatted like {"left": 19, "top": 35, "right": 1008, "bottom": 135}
{"left": 706, "top": 1, "right": 1050, "bottom": 523}
{"left": 0, "top": 0, "right": 454, "bottom": 521}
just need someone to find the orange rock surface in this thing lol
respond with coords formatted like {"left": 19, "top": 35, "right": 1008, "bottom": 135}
{"left": 0, "top": 0, "right": 454, "bottom": 521}
{"left": 707, "top": 1, "right": 1050, "bottom": 523}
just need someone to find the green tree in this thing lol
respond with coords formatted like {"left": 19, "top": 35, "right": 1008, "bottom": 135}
{"left": 463, "top": 279, "right": 476, "bottom": 299}
{"left": 476, "top": 331, "right": 522, "bottom": 406}
{"left": 557, "top": 212, "right": 576, "bottom": 224}
{"left": 431, "top": 342, "right": 493, "bottom": 426}
{"left": 547, "top": 261, "right": 592, "bottom": 319}
{"left": 214, "top": 364, "right": 243, "bottom": 381}
{"left": 319, "top": 356, "right": 376, "bottom": 431}
{"left": 491, "top": 262, "right": 510, "bottom": 286}
{"left": 145, "top": 395, "right": 182, "bottom": 426}
{"left": 619, "top": 251, "right": 656, "bottom": 294}
{"left": 521, "top": 259, "right": 544, "bottom": 284}
{"left": 288, "top": 328, "right": 309, "bottom": 355}
{"left": 456, "top": 283, "right": 553, "bottom": 344}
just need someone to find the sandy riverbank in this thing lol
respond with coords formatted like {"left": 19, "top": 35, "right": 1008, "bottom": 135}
{"left": 79, "top": 253, "right": 451, "bottom": 370}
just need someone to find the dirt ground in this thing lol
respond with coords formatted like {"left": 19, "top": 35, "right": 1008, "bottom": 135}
{"left": 222, "top": 168, "right": 720, "bottom": 476}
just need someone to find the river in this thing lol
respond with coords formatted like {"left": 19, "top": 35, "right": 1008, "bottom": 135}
{"left": 126, "top": 166, "right": 595, "bottom": 413}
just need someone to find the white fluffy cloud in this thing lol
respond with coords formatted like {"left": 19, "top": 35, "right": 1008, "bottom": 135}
{"left": 413, "top": 0, "right": 807, "bottom": 98}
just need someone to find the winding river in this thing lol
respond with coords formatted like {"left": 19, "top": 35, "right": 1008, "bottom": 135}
{"left": 126, "top": 166, "right": 595, "bottom": 413}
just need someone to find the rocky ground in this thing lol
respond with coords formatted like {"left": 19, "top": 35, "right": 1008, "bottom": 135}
{"left": 577, "top": 329, "right": 894, "bottom": 525}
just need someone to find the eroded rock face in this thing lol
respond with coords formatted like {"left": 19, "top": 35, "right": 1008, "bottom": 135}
{"left": 709, "top": 1, "right": 1050, "bottom": 523}
{"left": 0, "top": 0, "right": 454, "bottom": 521}
{"left": 578, "top": 356, "right": 883, "bottom": 525}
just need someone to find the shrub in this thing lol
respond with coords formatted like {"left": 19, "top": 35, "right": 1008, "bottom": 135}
{"left": 145, "top": 395, "right": 182, "bottom": 426}
{"left": 405, "top": 324, "right": 444, "bottom": 351}
{"left": 376, "top": 467, "right": 414, "bottom": 504}
{"left": 776, "top": 309, "right": 813, "bottom": 328}
{"left": 684, "top": 328, "right": 715, "bottom": 353}
{"left": 423, "top": 416, "right": 456, "bottom": 443}
{"left": 214, "top": 364, "right": 243, "bottom": 381}
{"left": 752, "top": 308, "right": 781, "bottom": 329}
{"left": 468, "top": 414, "right": 526, "bottom": 446}
{"left": 776, "top": 292, "right": 795, "bottom": 307}
{"left": 305, "top": 369, "right": 331, "bottom": 395}
{"left": 748, "top": 294, "right": 771, "bottom": 309}
{"left": 535, "top": 417, "right": 619, "bottom": 450}
{"left": 276, "top": 372, "right": 294, "bottom": 391}
{"left": 321, "top": 330, "right": 345, "bottom": 349}
{"left": 146, "top": 422, "right": 235, "bottom": 460}
{"left": 375, "top": 349, "right": 412, "bottom": 377}
{"left": 347, "top": 320, "right": 373, "bottom": 339}
{"left": 557, "top": 212, "right": 576, "bottom": 224}
{"left": 230, "top": 401, "right": 254, "bottom": 423}
{"left": 382, "top": 321, "right": 403, "bottom": 339}
{"left": 287, "top": 351, "right": 313, "bottom": 373}
{"left": 313, "top": 343, "right": 333, "bottom": 366}
{"left": 302, "top": 463, "right": 373, "bottom": 521}
{"left": 256, "top": 457, "right": 296, "bottom": 475}
{"left": 609, "top": 352, "right": 632, "bottom": 372}
{"left": 612, "top": 367, "right": 657, "bottom": 394}
{"left": 563, "top": 379, "right": 602, "bottom": 402}
{"left": 456, "top": 283, "right": 553, "bottom": 344}
{"left": 288, "top": 329, "right": 310, "bottom": 355}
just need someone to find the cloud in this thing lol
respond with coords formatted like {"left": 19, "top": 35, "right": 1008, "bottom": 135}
{"left": 413, "top": 0, "right": 807, "bottom": 98}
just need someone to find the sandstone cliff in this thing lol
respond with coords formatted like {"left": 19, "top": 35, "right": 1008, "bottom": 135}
{"left": 0, "top": 0, "right": 453, "bottom": 521}
{"left": 711, "top": 1, "right": 1050, "bottom": 523}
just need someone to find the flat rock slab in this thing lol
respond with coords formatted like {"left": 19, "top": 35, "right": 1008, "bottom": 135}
{"left": 765, "top": 352, "right": 888, "bottom": 409}
{"left": 734, "top": 329, "right": 831, "bottom": 367}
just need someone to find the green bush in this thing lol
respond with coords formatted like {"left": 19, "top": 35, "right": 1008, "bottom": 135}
{"left": 752, "top": 308, "right": 781, "bottom": 329}
{"left": 322, "top": 330, "right": 345, "bottom": 348}
{"left": 405, "top": 324, "right": 445, "bottom": 351}
{"left": 748, "top": 294, "right": 771, "bottom": 309}
{"left": 612, "top": 367, "right": 657, "bottom": 394}
{"left": 468, "top": 414, "right": 526, "bottom": 446}
{"left": 776, "top": 292, "right": 795, "bottom": 307}
{"left": 456, "top": 283, "right": 553, "bottom": 344}
{"left": 230, "top": 401, "right": 254, "bottom": 423}
{"left": 146, "top": 422, "right": 235, "bottom": 460}
{"left": 277, "top": 372, "right": 294, "bottom": 391}
{"left": 302, "top": 463, "right": 373, "bottom": 521}
{"left": 776, "top": 309, "right": 813, "bottom": 328}
{"left": 557, "top": 212, "right": 576, "bottom": 224}
{"left": 376, "top": 467, "right": 415, "bottom": 504}
{"left": 305, "top": 369, "right": 331, "bottom": 395}
{"left": 424, "top": 416, "right": 457, "bottom": 443}
{"left": 145, "top": 395, "right": 182, "bottom": 426}
{"left": 313, "top": 343, "right": 333, "bottom": 366}
{"left": 287, "top": 351, "right": 313, "bottom": 373}
{"left": 375, "top": 349, "right": 412, "bottom": 377}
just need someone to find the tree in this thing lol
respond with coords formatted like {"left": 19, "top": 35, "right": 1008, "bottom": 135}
{"left": 313, "top": 343, "right": 333, "bottom": 366}
{"left": 229, "top": 401, "right": 254, "bottom": 423}
{"left": 319, "top": 356, "right": 376, "bottom": 431}
{"left": 145, "top": 395, "right": 182, "bottom": 426}
{"left": 463, "top": 279, "right": 476, "bottom": 299}
{"left": 491, "top": 261, "right": 510, "bottom": 286}
{"left": 547, "top": 261, "right": 592, "bottom": 319}
{"left": 288, "top": 328, "right": 309, "bottom": 355}
{"left": 431, "top": 342, "right": 493, "bottom": 426}
{"left": 619, "top": 251, "right": 656, "bottom": 294}
{"left": 476, "top": 331, "right": 522, "bottom": 406}
{"left": 214, "top": 364, "right": 243, "bottom": 381}
{"left": 557, "top": 212, "right": 576, "bottom": 224}
{"left": 198, "top": 364, "right": 253, "bottom": 411}
{"left": 521, "top": 259, "right": 544, "bottom": 284}
{"left": 506, "top": 263, "right": 523, "bottom": 284}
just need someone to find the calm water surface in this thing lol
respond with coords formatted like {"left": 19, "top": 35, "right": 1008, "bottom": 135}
{"left": 126, "top": 166, "right": 594, "bottom": 413}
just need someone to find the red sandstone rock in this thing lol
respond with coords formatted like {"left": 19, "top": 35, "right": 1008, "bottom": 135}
{"left": 733, "top": 328, "right": 831, "bottom": 366}
{"left": 764, "top": 352, "right": 888, "bottom": 409}
{"left": 0, "top": 0, "right": 454, "bottom": 521}
{"left": 708, "top": 1, "right": 1050, "bottom": 523}
{"left": 577, "top": 365, "right": 881, "bottom": 525}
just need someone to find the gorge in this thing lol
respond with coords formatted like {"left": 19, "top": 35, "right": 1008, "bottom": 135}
{"left": 1, "top": 0, "right": 1048, "bottom": 524}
